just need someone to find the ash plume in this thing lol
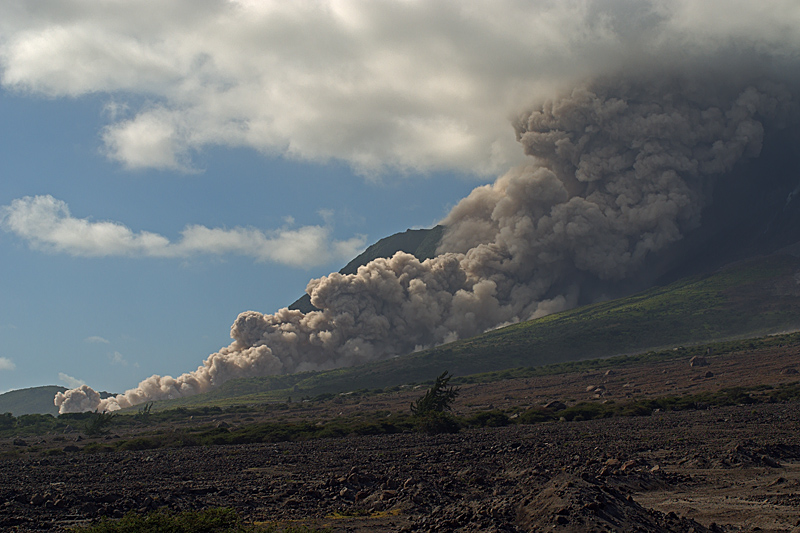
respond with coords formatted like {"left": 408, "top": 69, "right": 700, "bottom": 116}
{"left": 55, "top": 71, "right": 799, "bottom": 413}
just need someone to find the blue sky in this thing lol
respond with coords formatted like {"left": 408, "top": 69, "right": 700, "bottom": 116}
{"left": 1, "top": 0, "right": 797, "bottom": 397}
{"left": 0, "top": 87, "right": 479, "bottom": 393}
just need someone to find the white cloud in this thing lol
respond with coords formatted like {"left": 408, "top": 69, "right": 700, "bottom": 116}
{"left": 58, "top": 372, "right": 85, "bottom": 388}
{"left": 85, "top": 336, "right": 110, "bottom": 344}
{"left": 102, "top": 108, "right": 195, "bottom": 172}
{"left": 0, "top": 357, "right": 15, "bottom": 371}
{"left": 108, "top": 351, "right": 128, "bottom": 366}
{"left": 317, "top": 209, "right": 334, "bottom": 225}
{"left": 5, "top": 1, "right": 795, "bottom": 177}
{"left": 0, "top": 195, "right": 366, "bottom": 267}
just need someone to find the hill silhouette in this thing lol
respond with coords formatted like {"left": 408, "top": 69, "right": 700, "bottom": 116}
{"left": 289, "top": 226, "right": 443, "bottom": 313}
{"left": 0, "top": 386, "right": 66, "bottom": 416}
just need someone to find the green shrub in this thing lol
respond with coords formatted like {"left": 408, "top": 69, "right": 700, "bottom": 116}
{"left": 615, "top": 402, "right": 654, "bottom": 417}
{"left": 116, "top": 438, "right": 160, "bottom": 451}
{"left": 17, "top": 413, "right": 56, "bottom": 427}
{"left": 0, "top": 413, "right": 14, "bottom": 430}
{"left": 722, "top": 387, "right": 757, "bottom": 405}
{"left": 133, "top": 403, "right": 154, "bottom": 424}
{"left": 85, "top": 412, "right": 116, "bottom": 436}
{"left": 70, "top": 507, "right": 332, "bottom": 532}
{"left": 559, "top": 402, "right": 612, "bottom": 422}
{"left": 83, "top": 443, "right": 114, "bottom": 454}
{"left": 465, "top": 410, "right": 511, "bottom": 427}
{"left": 518, "top": 407, "right": 556, "bottom": 424}
{"left": 70, "top": 507, "right": 246, "bottom": 532}
{"left": 410, "top": 371, "right": 460, "bottom": 416}
{"left": 413, "top": 411, "right": 461, "bottom": 435}
{"left": 349, "top": 421, "right": 402, "bottom": 435}
{"left": 410, "top": 371, "right": 461, "bottom": 434}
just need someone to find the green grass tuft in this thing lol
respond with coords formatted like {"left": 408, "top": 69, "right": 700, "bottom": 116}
{"left": 69, "top": 507, "right": 331, "bottom": 533}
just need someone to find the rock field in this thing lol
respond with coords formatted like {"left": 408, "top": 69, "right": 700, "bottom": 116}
{"left": 2, "top": 343, "right": 800, "bottom": 532}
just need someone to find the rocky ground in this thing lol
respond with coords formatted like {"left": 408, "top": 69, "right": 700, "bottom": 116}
{"left": 2, "top": 343, "right": 800, "bottom": 532}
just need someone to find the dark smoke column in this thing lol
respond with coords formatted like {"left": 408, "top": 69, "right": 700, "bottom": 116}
{"left": 56, "top": 75, "right": 796, "bottom": 413}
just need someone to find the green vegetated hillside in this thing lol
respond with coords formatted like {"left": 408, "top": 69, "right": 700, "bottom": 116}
{"left": 0, "top": 387, "right": 118, "bottom": 417}
{"left": 289, "top": 226, "right": 443, "bottom": 313}
{"left": 0, "top": 386, "right": 66, "bottom": 416}
{"left": 150, "top": 253, "right": 800, "bottom": 410}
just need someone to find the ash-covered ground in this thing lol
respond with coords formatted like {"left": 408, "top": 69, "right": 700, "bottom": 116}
{"left": 3, "top": 343, "right": 800, "bottom": 532}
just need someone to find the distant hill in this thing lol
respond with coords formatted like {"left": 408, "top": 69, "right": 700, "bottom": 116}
{"left": 0, "top": 386, "right": 66, "bottom": 416}
{"left": 148, "top": 252, "right": 800, "bottom": 410}
{"left": 0, "top": 386, "right": 117, "bottom": 416}
{"left": 289, "top": 225, "right": 444, "bottom": 313}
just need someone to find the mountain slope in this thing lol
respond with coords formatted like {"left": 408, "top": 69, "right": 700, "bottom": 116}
{"left": 289, "top": 225, "right": 443, "bottom": 313}
{"left": 151, "top": 252, "right": 800, "bottom": 409}
{"left": 0, "top": 386, "right": 66, "bottom": 416}
{"left": 0, "top": 387, "right": 118, "bottom": 416}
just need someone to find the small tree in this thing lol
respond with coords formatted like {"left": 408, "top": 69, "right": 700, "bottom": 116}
{"left": 411, "top": 371, "right": 461, "bottom": 434}
{"left": 84, "top": 411, "right": 115, "bottom": 436}
{"left": 411, "top": 371, "right": 460, "bottom": 415}
{"left": 134, "top": 402, "right": 153, "bottom": 424}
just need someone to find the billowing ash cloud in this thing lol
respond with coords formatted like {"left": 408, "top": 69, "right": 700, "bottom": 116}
{"left": 56, "top": 70, "right": 799, "bottom": 413}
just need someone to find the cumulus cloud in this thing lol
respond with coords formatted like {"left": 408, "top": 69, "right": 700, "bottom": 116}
{"left": 108, "top": 352, "right": 128, "bottom": 366}
{"left": 84, "top": 336, "right": 110, "bottom": 344}
{"left": 3, "top": 1, "right": 797, "bottom": 176}
{"left": 0, "top": 195, "right": 366, "bottom": 267}
{"left": 0, "top": 357, "right": 15, "bottom": 371}
{"left": 102, "top": 108, "right": 195, "bottom": 172}
{"left": 58, "top": 372, "right": 85, "bottom": 388}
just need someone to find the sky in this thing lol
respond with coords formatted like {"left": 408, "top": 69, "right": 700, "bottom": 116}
{"left": 1, "top": 0, "right": 799, "bottom": 396}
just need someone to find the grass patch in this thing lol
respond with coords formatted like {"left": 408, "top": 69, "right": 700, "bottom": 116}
{"left": 70, "top": 507, "right": 331, "bottom": 533}
{"left": 79, "top": 413, "right": 416, "bottom": 454}
{"left": 464, "top": 410, "right": 511, "bottom": 427}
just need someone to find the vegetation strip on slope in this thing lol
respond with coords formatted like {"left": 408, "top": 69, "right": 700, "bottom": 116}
{"left": 4, "top": 378, "right": 800, "bottom": 458}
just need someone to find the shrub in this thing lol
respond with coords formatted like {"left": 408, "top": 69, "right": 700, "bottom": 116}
{"left": 133, "top": 403, "right": 154, "bottom": 424}
{"left": 83, "top": 443, "right": 114, "bottom": 454}
{"left": 70, "top": 507, "right": 245, "bottom": 532}
{"left": 413, "top": 411, "right": 461, "bottom": 435}
{"left": 518, "top": 407, "right": 556, "bottom": 424}
{"left": 0, "top": 413, "right": 14, "bottom": 430}
{"left": 722, "top": 387, "right": 757, "bottom": 405}
{"left": 85, "top": 412, "right": 116, "bottom": 436}
{"left": 70, "top": 507, "right": 332, "bottom": 532}
{"left": 410, "top": 371, "right": 460, "bottom": 416}
{"left": 409, "top": 371, "right": 462, "bottom": 434}
{"left": 615, "top": 402, "right": 654, "bottom": 417}
{"left": 116, "top": 438, "right": 160, "bottom": 452}
{"left": 558, "top": 402, "right": 612, "bottom": 422}
{"left": 465, "top": 410, "right": 511, "bottom": 427}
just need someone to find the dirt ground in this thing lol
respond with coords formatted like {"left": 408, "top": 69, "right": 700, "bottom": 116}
{"left": 2, "top": 343, "right": 800, "bottom": 532}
